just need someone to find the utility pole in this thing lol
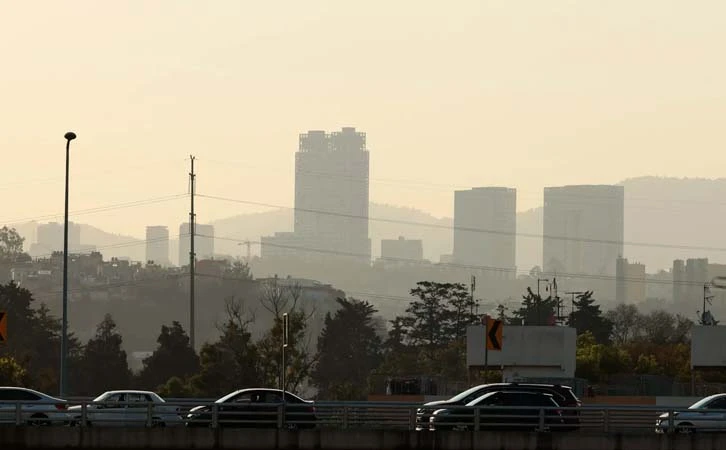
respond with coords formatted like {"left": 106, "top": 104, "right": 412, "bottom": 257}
{"left": 245, "top": 239, "right": 251, "bottom": 263}
{"left": 470, "top": 275, "right": 476, "bottom": 318}
{"left": 189, "top": 155, "right": 196, "bottom": 350}
{"left": 703, "top": 283, "right": 714, "bottom": 325}
{"left": 537, "top": 278, "right": 549, "bottom": 326}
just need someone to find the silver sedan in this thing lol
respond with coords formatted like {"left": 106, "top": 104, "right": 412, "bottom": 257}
{"left": 69, "top": 390, "right": 181, "bottom": 427}
{"left": 656, "top": 394, "right": 726, "bottom": 433}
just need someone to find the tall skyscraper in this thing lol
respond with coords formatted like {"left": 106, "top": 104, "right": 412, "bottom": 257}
{"left": 293, "top": 127, "right": 370, "bottom": 261}
{"left": 543, "top": 185, "right": 624, "bottom": 276}
{"left": 145, "top": 226, "right": 170, "bottom": 266}
{"left": 179, "top": 223, "right": 215, "bottom": 266}
{"left": 453, "top": 187, "right": 516, "bottom": 275}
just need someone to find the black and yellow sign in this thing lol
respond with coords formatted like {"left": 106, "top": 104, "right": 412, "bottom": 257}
{"left": 0, "top": 311, "right": 6, "bottom": 343}
{"left": 486, "top": 316, "right": 502, "bottom": 351}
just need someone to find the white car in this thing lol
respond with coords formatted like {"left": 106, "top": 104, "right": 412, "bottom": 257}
{"left": 69, "top": 390, "right": 181, "bottom": 427}
{"left": 656, "top": 394, "right": 726, "bottom": 433}
{"left": 0, "top": 387, "right": 70, "bottom": 425}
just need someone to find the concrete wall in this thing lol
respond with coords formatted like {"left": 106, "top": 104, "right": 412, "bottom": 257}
{"left": 4, "top": 428, "right": 726, "bottom": 450}
{"left": 691, "top": 325, "right": 726, "bottom": 368}
{"left": 466, "top": 325, "right": 576, "bottom": 378}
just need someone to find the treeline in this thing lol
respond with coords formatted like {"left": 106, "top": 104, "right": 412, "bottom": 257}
{"left": 0, "top": 278, "right": 716, "bottom": 400}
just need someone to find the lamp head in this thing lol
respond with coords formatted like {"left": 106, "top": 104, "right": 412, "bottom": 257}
{"left": 64, "top": 132, "right": 77, "bottom": 141}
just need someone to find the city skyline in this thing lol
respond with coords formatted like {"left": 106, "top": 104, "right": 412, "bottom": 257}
{"left": 3, "top": 1, "right": 726, "bottom": 239}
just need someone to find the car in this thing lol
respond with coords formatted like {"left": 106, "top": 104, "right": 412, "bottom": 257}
{"left": 68, "top": 390, "right": 181, "bottom": 427}
{"left": 656, "top": 394, "right": 726, "bottom": 434}
{"left": 0, "top": 387, "right": 69, "bottom": 426}
{"left": 429, "top": 390, "right": 564, "bottom": 431}
{"left": 416, "top": 383, "right": 580, "bottom": 431}
{"left": 186, "top": 388, "right": 316, "bottom": 429}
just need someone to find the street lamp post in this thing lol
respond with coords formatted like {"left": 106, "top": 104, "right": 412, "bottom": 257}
{"left": 60, "top": 131, "right": 76, "bottom": 397}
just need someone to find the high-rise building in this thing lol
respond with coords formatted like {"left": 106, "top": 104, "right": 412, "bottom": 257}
{"left": 293, "top": 127, "right": 371, "bottom": 261}
{"left": 32, "top": 221, "right": 82, "bottom": 257}
{"left": 616, "top": 257, "right": 646, "bottom": 303}
{"left": 453, "top": 187, "right": 516, "bottom": 275}
{"left": 179, "top": 223, "right": 215, "bottom": 266}
{"left": 543, "top": 185, "right": 624, "bottom": 276}
{"left": 145, "top": 226, "right": 170, "bottom": 266}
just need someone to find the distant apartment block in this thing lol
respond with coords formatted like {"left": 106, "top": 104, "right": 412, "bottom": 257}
{"left": 616, "top": 257, "right": 646, "bottom": 303}
{"left": 672, "top": 258, "right": 726, "bottom": 308}
{"left": 29, "top": 221, "right": 82, "bottom": 257}
{"left": 145, "top": 226, "right": 170, "bottom": 266}
{"left": 453, "top": 187, "right": 516, "bottom": 276}
{"left": 263, "top": 127, "right": 371, "bottom": 262}
{"left": 381, "top": 236, "right": 423, "bottom": 262}
{"left": 543, "top": 185, "right": 624, "bottom": 277}
{"left": 179, "top": 222, "right": 214, "bottom": 266}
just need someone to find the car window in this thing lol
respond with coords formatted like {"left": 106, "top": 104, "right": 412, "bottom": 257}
{"left": 264, "top": 392, "right": 284, "bottom": 403}
{"left": 105, "top": 394, "right": 125, "bottom": 403}
{"left": 706, "top": 398, "right": 726, "bottom": 409}
{"left": 127, "top": 393, "right": 150, "bottom": 403}
{"left": 229, "top": 392, "right": 254, "bottom": 404}
{"left": 15, "top": 391, "right": 42, "bottom": 401}
{"left": 0, "top": 389, "right": 40, "bottom": 401}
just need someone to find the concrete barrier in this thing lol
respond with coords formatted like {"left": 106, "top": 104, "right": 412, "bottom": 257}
{"left": 3, "top": 427, "right": 726, "bottom": 450}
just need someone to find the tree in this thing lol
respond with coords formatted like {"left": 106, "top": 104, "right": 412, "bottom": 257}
{"left": 399, "top": 282, "right": 476, "bottom": 360}
{"left": 187, "top": 297, "right": 262, "bottom": 397}
{"left": 605, "top": 304, "right": 642, "bottom": 345}
{"left": 575, "top": 331, "right": 631, "bottom": 382}
{"left": 0, "top": 356, "right": 28, "bottom": 385}
{"left": 250, "top": 279, "right": 317, "bottom": 393}
{"left": 567, "top": 291, "right": 612, "bottom": 343}
{"left": 510, "top": 287, "right": 557, "bottom": 326}
{"left": 0, "top": 227, "right": 24, "bottom": 263}
{"left": 0, "top": 282, "right": 81, "bottom": 393}
{"left": 312, "top": 298, "right": 382, "bottom": 400}
{"left": 638, "top": 310, "right": 692, "bottom": 345}
{"left": 77, "top": 314, "right": 131, "bottom": 395}
{"left": 373, "top": 317, "right": 422, "bottom": 380}
{"left": 224, "top": 260, "right": 253, "bottom": 280}
{"left": 136, "top": 321, "right": 199, "bottom": 391}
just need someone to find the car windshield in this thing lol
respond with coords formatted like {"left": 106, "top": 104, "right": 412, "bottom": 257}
{"left": 465, "top": 392, "right": 499, "bottom": 406}
{"left": 92, "top": 393, "right": 111, "bottom": 402}
{"left": 448, "top": 385, "right": 492, "bottom": 403}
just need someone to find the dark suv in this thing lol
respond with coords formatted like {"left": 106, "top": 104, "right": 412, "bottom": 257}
{"left": 415, "top": 383, "right": 581, "bottom": 431}
{"left": 429, "top": 391, "right": 564, "bottom": 431}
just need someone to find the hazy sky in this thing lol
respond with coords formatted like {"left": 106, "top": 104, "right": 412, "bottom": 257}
{"left": 3, "top": 1, "right": 726, "bottom": 241}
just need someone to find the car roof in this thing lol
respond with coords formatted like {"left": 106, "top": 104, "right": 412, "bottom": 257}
{"left": 0, "top": 387, "right": 65, "bottom": 401}
{"left": 468, "top": 390, "right": 555, "bottom": 405}
{"left": 102, "top": 390, "right": 159, "bottom": 395}
{"left": 217, "top": 388, "right": 307, "bottom": 403}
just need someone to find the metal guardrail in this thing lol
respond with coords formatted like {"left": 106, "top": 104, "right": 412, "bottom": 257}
{"left": 0, "top": 400, "right": 722, "bottom": 434}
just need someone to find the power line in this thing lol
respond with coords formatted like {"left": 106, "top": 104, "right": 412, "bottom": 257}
{"left": 201, "top": 158, "right": 726, "bottom": 209}
{"left": 197, "top": 193, "right": 726, "bottom": 253}
{"left": 27, "top": 233, "right": 189, "bottom": 260}
{"left": 0, "top": 193, "right": 188, "bottom": 226}
{"left": 199, "top": 234, "right": 706, "bottom": 288}
{"left": 0, "top": 157, "right": 188, "bottom": 191}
